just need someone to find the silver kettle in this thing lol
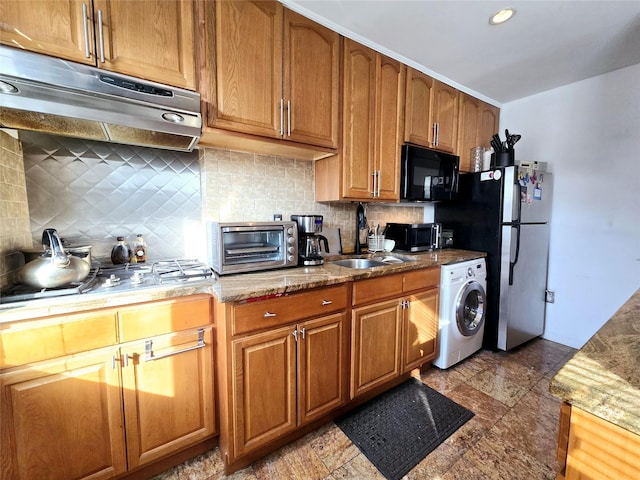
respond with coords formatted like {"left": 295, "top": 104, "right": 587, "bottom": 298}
{"left": 20, "top": 229, "right": 90, "bottom": 288}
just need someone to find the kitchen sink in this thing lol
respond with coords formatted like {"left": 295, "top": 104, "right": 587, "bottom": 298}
{"left": 330, "top": 255, "right": 415, "bottom": 269}
{"left": 331, "top": 258, "right": 387, "bottom": 269}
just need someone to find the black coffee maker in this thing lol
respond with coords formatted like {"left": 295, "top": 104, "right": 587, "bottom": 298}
{"left": 291, "top": 215, "right": 329, "bottom": 266}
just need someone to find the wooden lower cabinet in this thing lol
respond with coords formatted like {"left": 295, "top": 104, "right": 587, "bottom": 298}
{"left": 351, "top": 269, "right": 439, "bottom": 398}
{"left": 121, "top": 327, "right": 215, "bottom": 470}
{"left": 0, "top": 347, "right": 126, "bottom": 480}
{"left": 351, "top": 299, "right": 403, "bottom": 397}
{"left": 556, "top": 402, "right": 640, "bottom": 480}
{"left": 0, "top": 295, "right": 215, "bottom": 480}
{"left": 229, "top": 312, "right": 348, "bottom": 458}
{"left": 402, "top": 288, "right": 439, "bottom": 373}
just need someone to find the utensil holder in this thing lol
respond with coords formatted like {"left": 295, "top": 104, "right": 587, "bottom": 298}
{"left": 368, "top": 235, "right": 384, "bottom": 252}
{"left": 492, "top": 151, "right": 515, "bottom": 167}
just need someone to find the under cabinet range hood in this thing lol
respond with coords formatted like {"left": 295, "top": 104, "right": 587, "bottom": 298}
{"left": 0, "top": 46, "right": 201, "bottom": 151}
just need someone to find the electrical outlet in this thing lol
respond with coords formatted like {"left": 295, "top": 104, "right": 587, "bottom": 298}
{"left": 545, "top": 290, "right": 555, "bottom": 303}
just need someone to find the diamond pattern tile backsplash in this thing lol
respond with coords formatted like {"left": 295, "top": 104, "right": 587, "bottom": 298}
{"left": 19, "top": 131, "right": 203, "bottom": 262}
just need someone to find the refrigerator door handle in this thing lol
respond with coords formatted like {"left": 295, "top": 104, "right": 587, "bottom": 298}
{"left": 514, "top": 181, "right": 523, "bottom": 223}
{"left": 509, "top": 224, "right": 521, "bottom": 285}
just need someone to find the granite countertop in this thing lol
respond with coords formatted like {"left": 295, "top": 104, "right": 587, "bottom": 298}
{"left": 550, "top": 288, "right": 640, "bottom": 436}
{"left": 0, "top": 249, "right": 484, "bottom": 323}
{"left": 210, "top": 249, "right": 484, "bottom": 302}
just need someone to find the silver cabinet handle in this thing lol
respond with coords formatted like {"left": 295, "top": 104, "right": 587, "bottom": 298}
{"left": 279, "top": 99, "right": 284, "bottom": 136}
{"left": 82, "top": 4, "right": 91, "bottom": 58}
{"left": 264, "top": 311, "right": 277, "bottom": 318}
{"left": 371, "top": 170, "right": 377, "bottom": 197}
{"left": 321, "top": 300, "right": 333, "bottom": 306}
{"left": 112, "top": 353, "right": 130, "bottom": 368}
{"left": 97, "top": 9, "right": 105, "bottom": 63}
{"left": 145, "top": 329, "right": 205, "bottom": 362}
{"left": 377, "top": 169, "right": 382, "bottom": 197}
{"left": 287, "top": 100, "right": 291, "bottom": 137}
{"left": 300, "top": 327, "right": 305, "bottom": 339}
{"left": 292, "top": 329, "right": 297, "bottom": 341}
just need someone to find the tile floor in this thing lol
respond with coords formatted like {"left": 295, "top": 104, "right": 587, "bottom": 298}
{"left": 153, "top": 338, "right": 576, "bottom": 480}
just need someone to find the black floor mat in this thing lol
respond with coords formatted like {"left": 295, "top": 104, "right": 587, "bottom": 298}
{"left": 335, "top": 378, "right": 474, "bottom": 480}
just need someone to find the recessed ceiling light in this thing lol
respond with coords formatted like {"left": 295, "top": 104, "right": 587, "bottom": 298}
{"left": 489, "top": 7, "right": 516, "bottom": 25}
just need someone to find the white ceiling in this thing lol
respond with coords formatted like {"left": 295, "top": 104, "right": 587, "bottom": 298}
{"left": 281, "top": 0, "right": 640, "bottom": 105}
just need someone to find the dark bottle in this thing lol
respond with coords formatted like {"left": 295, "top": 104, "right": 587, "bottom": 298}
{"left": 111, "top": 236, "right": 131, "bottom": 265}
{"left": 134, "top": 234, "right": 147, "bottom": 263}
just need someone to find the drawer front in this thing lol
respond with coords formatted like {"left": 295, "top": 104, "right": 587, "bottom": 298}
{"left": 1, "top": 310, "right": 118, "bottom": 368}
{"left": 403, "top": 267, "right": 440, "bottom": 293}
{"left": 118, "top": 294, "right": 212, "bottom": 342}
{"left": 352, "top": 274, "right": 404, "bottom": 306}
{"left": 232, "top": 284, "right": 348, "bottom": 335}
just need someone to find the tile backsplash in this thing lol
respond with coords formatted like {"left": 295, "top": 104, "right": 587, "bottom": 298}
{"left": 18, "top": 131, "right": 202, "bottom": 262}
{"left": 199, "top": 148, "right": 425, "bottom": 251}
{"left": 0, "top": 130, "right": 426, "bottom": 286}
{"left": 0, "top": 131, "right": 32, "bottom": 288}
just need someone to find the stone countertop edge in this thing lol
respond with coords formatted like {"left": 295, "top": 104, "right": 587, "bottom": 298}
{"left": 0, "top": 249, "right": 485, "bottom": 322}
{"left": 549, "top": 288, "right": 640, "bottom": 436}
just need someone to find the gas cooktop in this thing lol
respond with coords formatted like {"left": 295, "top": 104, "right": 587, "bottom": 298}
{"left": 0, "top": 259, "right": 213, "bottom": 304}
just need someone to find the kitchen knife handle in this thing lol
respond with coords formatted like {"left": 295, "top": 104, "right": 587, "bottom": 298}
{"left": 82, "top": 4, "right": 91, "bottom": 58}
{"left": 97, "top": 9, "right": 105, "bottom": 63}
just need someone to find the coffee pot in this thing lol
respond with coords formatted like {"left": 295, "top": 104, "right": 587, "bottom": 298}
{"left": 291, "top": 215, "right": 329, "bottom": 266}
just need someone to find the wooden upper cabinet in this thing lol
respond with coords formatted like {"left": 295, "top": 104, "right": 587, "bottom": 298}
{"left": 94, "top": 0, "right": 196, "bottom": 89}
{"left": 283, "top": 9, "right": 340, "bottom": 148}
{"left": 431, "top": 80, "right": 459, "bottom": 153}
{"left": 375, "top": 55, "right": 405, "bottom": 201}
{"left": 479, "top": 101, "right": 500, "bottom": 149}
{"left": 316, "top": 38, "right": 403, "bottom": 202}
{"left": 211, "top": 0, "right": 282, "bottom": 138}
{"left": 456, "top": 94, "right": 500, "bottom": 172}
{"left": 0, "top": 0, "right": 95, "bottom": 65}
{"left": 208, "top": 1, "right": 339, "bottom": 148}
{"left": 404, "top": 68, "right": 434, "bottom": 147}
{"left": 0, "top": 0, "right": 196, "bottom": 89}
{"left": 341, "top": 39, "right": 377, "bottom": 199}
{"left": 456, "top": 93, "right": 482, "bottom": 172}
{"left": 404, "top": 68, "right": 459, "bottom": 153}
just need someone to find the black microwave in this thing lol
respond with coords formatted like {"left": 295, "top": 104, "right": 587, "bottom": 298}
{"left": 400, "top": 145, "right": 459, "bottom": 201}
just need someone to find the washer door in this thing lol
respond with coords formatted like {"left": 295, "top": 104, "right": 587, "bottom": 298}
{"left": 455, "top": 281, "right": 486, "bottom": 336}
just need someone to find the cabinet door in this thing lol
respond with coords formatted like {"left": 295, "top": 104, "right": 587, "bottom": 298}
{"left": 94, "top": 0, "right": 196, "bottom": 89}
{"left": 375, "top": 55, "right": 405, "bottom": 201}
{"left": 456, "top": 93, "right": 482, "bottom": 172}
{"left": 479, "top": 101, "right": 500, "bottom": 149}
{"left": 298, "top": 313, "right": 348, "bottom": 425}
{"left": 211, "top": 0, "right": 283, "bottom": 138}
{"left": 432, "top": 80, "right": 459, "bottom": 153}
{"left": 231, "top": 325, "right": 297, "bottom": 457}
{"left": 351, "top": 299, "right": 403, "bottom": 398}
{"left": 342, "top": 38, "right": 377, "bottom": 200}
{"left": 283, "top": 9, "right": 339, "bottom": 148}
{"left": 121, "top": 327, "right": 215, "bottom": 469}
{"left": 404, "top": 68, "right": 434, "bottom": 147}
{"left": 402, "top": 288, "right": 439, "bottom": 373}
{"left": 0, "top": 0, "right": 95, "bottom": 64}
{"left": 0, "top": 349, "right": 126, "bottom": 480}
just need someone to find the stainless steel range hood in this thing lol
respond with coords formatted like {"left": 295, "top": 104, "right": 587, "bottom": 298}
{"left": 0, "top": 46, "right": 201, "bottom": 151}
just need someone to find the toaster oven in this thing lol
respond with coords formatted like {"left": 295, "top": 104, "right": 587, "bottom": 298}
{"left": 207, "top": 221, "right": 298, "bottom": 275}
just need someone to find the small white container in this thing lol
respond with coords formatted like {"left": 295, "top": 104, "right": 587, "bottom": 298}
{"left": 368, "top": 235, "right": 384, "bottom": 252}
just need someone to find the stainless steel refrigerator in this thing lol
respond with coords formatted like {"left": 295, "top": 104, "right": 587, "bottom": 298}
{"left": 435, "top": 165, "right": 553, "bottom": 351}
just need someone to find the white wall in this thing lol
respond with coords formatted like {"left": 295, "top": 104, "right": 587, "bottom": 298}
{"left": 500, "top": 64, "right": 640, "bottom": 348}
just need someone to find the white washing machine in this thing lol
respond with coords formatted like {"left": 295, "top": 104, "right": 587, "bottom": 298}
{"left": 432, "top": 258, "right": 487, "bottom": 369}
